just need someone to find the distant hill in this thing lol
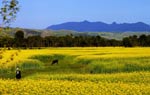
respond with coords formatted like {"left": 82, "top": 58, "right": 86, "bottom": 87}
{"left": 46, "top": 21, "right": 150, "bottom": 32}
{"left": 1, "top": 28, "right": 150, "bottom": 40}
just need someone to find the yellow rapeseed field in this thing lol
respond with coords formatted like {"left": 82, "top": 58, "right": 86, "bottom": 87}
{"left": 0, "top": 47, "right": 150, "bottom": 95}
{"left": 0, "top": 79, "right": 149, "bottom": 95}
{"left": 1, "top": 47, "right": 150, "bottom": 68}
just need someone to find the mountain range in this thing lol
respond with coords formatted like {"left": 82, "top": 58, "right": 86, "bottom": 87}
{"left": 46, "top": 21, "right": 150, "bottom": 32}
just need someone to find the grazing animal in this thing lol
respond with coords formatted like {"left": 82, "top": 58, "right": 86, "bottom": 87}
{"left": 51, "top": 59, "right": 58, "bottom": 65}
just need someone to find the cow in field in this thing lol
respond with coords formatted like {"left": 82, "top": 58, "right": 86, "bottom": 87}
{"left": 51, "top": 59, "right": 58, "bottom": 65}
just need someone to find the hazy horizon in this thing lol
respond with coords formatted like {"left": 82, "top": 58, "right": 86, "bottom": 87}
{"left": 1, "top": 0, "right": 150, "bottom": 29}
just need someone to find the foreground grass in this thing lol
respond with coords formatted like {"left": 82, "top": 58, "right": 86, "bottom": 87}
{"left": 25, "top": 72, "right": 150, "bottom": 84}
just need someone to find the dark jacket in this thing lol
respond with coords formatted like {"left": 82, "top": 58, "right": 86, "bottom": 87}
{"left": 16, "top": 70, "right": 21, "bottom": 79}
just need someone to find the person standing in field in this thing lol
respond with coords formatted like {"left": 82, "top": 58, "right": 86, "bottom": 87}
{"left": 16, "top": 67, "right": 21, "bottom": 79}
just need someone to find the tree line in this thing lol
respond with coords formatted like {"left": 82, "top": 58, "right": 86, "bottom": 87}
{"left": 0, "top": 30, "right": 150, "bottom": 48}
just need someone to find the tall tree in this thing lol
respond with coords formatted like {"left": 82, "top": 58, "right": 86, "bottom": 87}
{"left": 139, "top": 34, "right": 147, "bottom": 46}
{"left": 14, "top": 30, "right": 24, "bottom": 47}
{"left": 0, "top": 0, "right": 19, "bottom": 28}
{"left": 122, "top": 37, "right": 132, "bottom": 47}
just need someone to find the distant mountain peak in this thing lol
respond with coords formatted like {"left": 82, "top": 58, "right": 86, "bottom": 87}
{"left": 136, "top": 22, "right": 148, "bottom": 25}
{"left": 112, "top": 22, "right": 117, "bottom": 24}
{"left": 82, "top": 20, "right": 89, "bottom": 22}
{"left": 46, "top": 21, "right": 150, "bottom": 32}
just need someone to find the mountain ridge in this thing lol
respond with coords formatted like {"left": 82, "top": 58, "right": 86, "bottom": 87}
{"left": 46, "top": 21, "right": 150, "bottom": 32}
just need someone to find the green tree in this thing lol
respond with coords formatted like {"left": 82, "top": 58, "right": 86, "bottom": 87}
{"left": 122, "top": 37, "right": 133, "bottom": 47}
{"left": 139, "top": 34, "right": 147, "bottom": 46}
{"left": 0, "top": 0, "right": 19, "bottom": 28}
{"left": 14, "top": 30, "right": 24, "bottom": 47}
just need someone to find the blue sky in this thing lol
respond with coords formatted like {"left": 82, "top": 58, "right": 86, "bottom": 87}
{"left": 2, "top": 0, "right": 150, "bottom": 29}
